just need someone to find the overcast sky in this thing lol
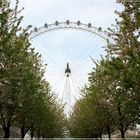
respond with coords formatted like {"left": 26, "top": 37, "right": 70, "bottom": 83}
{"left": 19, "top": 0, "right": 123, "bottom": 29}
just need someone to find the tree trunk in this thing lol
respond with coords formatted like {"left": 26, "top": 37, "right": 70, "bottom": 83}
{"left": 30, "top": 124, "right": 34, "bottom": 139}
{"left": 117, "top": 103, "right": 125, "bottom": 140}
{"left": 120, "top": 129, "right": 125, "bottom": 139}
{"left": 37, "top": 129, "right": 40, "bottom": 138}
{"left": 99, "top": 133, "right": 102, "bottom": 139}
{"left": 31, "top": 131, "right": 34, "bottom": 139}
{"left": 3, "top": 127, "right": 10, "bottom": 138}
{"left": 106, "top": 126, "right": 111, "bottom": 139}
{"left": 20, "top": 126, "right": 26, "bottom": 138}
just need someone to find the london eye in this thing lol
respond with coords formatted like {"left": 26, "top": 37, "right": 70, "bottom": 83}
{"left": 29, "top": 20, "right": 111, "bottom": 114}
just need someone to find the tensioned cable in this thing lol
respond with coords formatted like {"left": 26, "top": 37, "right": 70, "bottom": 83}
{"left": 29, "top": 21, "right": 112, "bottom": 104}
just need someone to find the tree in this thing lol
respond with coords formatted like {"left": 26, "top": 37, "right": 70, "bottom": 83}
{"left": 69, "top": 1, "right": 140, "bottom": 139}
{"left": 0, "top": 0, "right": 32, "bottom": 137}
{"left": 0, "top": 0, "right": 65, "bottom": 138}
{"left": 106, "top": 0, "right": 140, "bottom": 138}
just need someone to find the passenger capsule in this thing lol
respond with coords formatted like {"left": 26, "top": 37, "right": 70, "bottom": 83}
{"left": 66, "top": 20, "right": 69, "bottom": 25}
{"left": 34, "top": 27, "right": 38, "bottom": 32}
{"left": 44, "top": 23, "right": 48, "bottom": 28}
{"left": 77, "top": 21, "right": 80, "bottom": 26}
{"left": 88, "top": 23, "right": 91, "bottom": 28}
{"left": 55, "top": 21, "right": 59, "bottom": 26}
{"left": 98, "top": 27, "right": 102, "bottom": 31}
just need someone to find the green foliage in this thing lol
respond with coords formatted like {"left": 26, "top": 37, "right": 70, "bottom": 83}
{"left": 0, "top": 0, "right": 65, "bottom": 138}
{"left": 69, "top": 1, "right": 140, "bottom": 139}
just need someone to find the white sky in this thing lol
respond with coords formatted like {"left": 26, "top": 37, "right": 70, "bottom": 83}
{"left": 19, "top": 0, "right": 123, "bottom": 29}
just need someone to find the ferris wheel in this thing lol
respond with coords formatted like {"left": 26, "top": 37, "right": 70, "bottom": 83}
{"left": 29, "top": 20, "right": 111, "bottom": 113}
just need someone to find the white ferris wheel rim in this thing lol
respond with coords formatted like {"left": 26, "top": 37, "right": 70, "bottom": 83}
{"left": 29, "top": 20, "right": 112, "bottom": 43}
{"left": 29, "top": 20, "right": 112, "bottom": 107}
